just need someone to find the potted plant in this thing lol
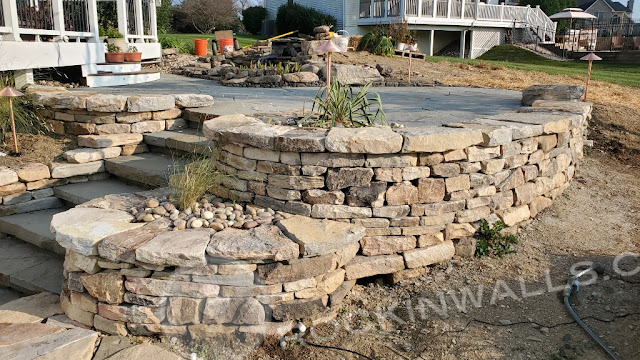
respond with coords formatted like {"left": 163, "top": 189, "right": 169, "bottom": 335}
{"left": 105, "top": 43, "right": 125, "bottom": 63}
{"left": 125, "top": 45, "right": 142, "bottom": 62}
{"left": 105, "top": 27, "right": 127, "bottom": 51}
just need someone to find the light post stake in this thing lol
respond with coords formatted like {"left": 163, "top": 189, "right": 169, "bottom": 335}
{"left": 0, "top": 86, "right": 24, "bottom": 154}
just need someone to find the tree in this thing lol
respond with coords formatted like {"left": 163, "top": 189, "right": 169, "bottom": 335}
{"left": 181, "top": 0, "right": 238, "bottom": 34}
{"left": 156, "top": 0, "right": 173, "bottom": 33}
{"left": 242, "top": 6, "right": 267, "bottom": 34}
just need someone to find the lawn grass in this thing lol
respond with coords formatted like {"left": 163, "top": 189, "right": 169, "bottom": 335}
{"left": 425, "top": 45, "right": 640, "bottom": 88}
{"left": 159, "top": 33, "right": 265, "bottom": 50}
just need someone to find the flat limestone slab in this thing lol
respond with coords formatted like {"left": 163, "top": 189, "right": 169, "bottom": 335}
{"left": 50, "top": 161, "right": 105, "bottom": 178}
{"left": 142, "top": 131, "right": 177, "bottom": 148}
{"left": 483, "top": 112, "right": 575, "bottom": 134}
{"left": 0, "top": 208, "right": 67, "bottom": 254}
{"left": 77, "top": 134, "right": 144, "bottom": 148}
{"left": 0, "top": 323, "right": 98, "bottom": 360}
{"left": 53, "top": 179, "right": 145, "bottom": 205}
{"left": 207, "top": 225, "right": 299, "bottom": 262}
{"left": 276, "top": 215, "right": 364, "bottom": 257}
{"left": 398, "top": 126, "right": 484, "bottom": 153}
{"left": 136, "top": 229, "right": 215, "bottom": 267}
{"left": 51, "top": 208, "right": 138, "bottom": 255}
{"left": 0, "top": 292, "right": 62, "bottom": 323}
{"left": 104, "top": 153, "right": 183, "bottom": 187}
{"left": 0, "top": 236, "right": 64, "bottom": 294}
{"left": 98, "top": 219, "right": 170, "bottom": 263}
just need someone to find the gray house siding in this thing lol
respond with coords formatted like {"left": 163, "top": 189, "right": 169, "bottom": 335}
{"left": 583, "top": 0, "right": 632, "bottom": 22}
{"left": 265, "top": 0, "right": 349, "bottom": 33}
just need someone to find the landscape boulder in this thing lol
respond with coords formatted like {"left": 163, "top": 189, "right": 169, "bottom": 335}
{"left": 521, "top": 85, "right": 584, "bottom": 106}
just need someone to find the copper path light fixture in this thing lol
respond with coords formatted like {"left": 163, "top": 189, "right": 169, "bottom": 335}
{"left": 0, "top": 86, "right": 24, "bottom": 154}
{"left": 580, "top": 52, "right": 602, "bottom": 101}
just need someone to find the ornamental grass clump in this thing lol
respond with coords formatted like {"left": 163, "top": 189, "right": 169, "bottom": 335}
{"left": 302, "top": 80, "right": 386, "bottom": 128}
{"left": 0, "top": 74, "right": 47, "bottom": 144}
{"left": 169, "top": 156, "right": 221, "bottom": 211}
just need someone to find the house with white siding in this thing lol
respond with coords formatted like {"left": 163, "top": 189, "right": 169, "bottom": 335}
{"left": 265, "top": 0, "right": 556, "bottom": 58}
{"left": 578, "top": 0, "right": 634, "bottom": 23}
{"left": 0, "top": 0, "right": 162, "bottom": 87}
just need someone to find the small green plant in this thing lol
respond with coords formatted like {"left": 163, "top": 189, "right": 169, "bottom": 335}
{"left": 357, "top": 27, "right": 394, "bottom": 56}
{"left": 0, "top": 75, "right": 47, "bottom": 142}
{"left": 169, "top": 155, "right": 221, "bottom": 211}
{"left": 302, "top": 80, "right": 387, "bottom": 128}
{"left": 105, "top": 27, "right": 123, "bottom": 38}
{"left": 475, "top": 219, "right": 519, "bottom": 258}
{"left": 127, "top": 45, "right": 138, "bottom": 53}
{"left": 106, "top": 43, "right": 121, "bottom": 53}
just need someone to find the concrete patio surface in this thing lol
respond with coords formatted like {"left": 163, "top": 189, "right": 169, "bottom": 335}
{"left": 80, "top": 74, "right": 522, "bottom": 127}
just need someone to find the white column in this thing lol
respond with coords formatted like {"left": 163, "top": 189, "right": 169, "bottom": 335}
{"left": 4, "top": 0, "right": 21, "bottom": 41}
{"left": 384, "top": 0, "right": 388, "bottom": 18}
{"left": 460, "top": 0, "right": 465, "bottom": 19}
{"left": 134, "top": 0, "right": 144, "bottom": 42}
{"left": 459, "top": 30, "right": 465, "bottom": 58}
{"left": 116, "top": 0, "right": 129, "bottom": 42}
{"left": 525, "top": 4, "right": 531, "bottom": 24}
{"left": 14, "top": 69, "right": 34, "bottom": 88}
{"left": 87, "top": 0, "right": 100, "bottom": 43}
{"left": 500, "top": 2, "right": 504, "bottom": 22}
{"left": 51, "top": 0, "right": 65, "bottom": 39}
{"left": 432, "top": 0, "right": 437, "bottom": 17}
{"left": 429, "top": 29, "right": 434, "bottom": 56}
{"left": 150, "top": 0, "right": 158, "bottom": 42}
{"left": 475, "top": 0, "right": 479, "bottom": 20}
{"left": 417, "top": 0, "right": 422, "bottom": 17}
{"left": 446, "top": 0, "right": 451, "bottom": 18}
{"left": 400, "top": 0, "right": 405, "bottom": 18}
{"left": 370, "top": 0, "right": 374, "bottom": 18}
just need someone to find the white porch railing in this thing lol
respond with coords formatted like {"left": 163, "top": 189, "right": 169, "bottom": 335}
{"left": 359, "top": 0, "right": 556, "bottom": 41}
{"left": 0, "top": 0, "right": 157, "bottom": 43}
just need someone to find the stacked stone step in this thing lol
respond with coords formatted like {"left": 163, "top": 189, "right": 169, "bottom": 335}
{"left": 51, "top": 192, "right": 365, "bottom": 338}
{"left": 27, "top": 88, "right": 215, "bottom": 163}
{"left": 202, "top": 100, "right": 591, "bottom": 282}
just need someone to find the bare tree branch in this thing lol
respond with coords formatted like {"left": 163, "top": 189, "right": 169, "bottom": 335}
{"left": 181, "top": 0, "right": 237, "bottom": 34}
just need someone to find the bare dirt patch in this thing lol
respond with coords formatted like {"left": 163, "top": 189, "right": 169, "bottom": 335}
{"left": 0, "top": 133, "right": 75, "bottom": 168}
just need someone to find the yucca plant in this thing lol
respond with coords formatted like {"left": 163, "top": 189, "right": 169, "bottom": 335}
{"left": 304, "top": 80, "right": 386, "bottom": 128}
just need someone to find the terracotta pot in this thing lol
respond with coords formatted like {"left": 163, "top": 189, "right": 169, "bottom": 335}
{"left": 125, "top": 52, "right": 142, "bottom": 62}
{"left": 105, "top": 52, "right": 125, "bottom": 63}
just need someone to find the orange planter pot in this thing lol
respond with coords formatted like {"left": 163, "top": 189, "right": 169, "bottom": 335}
{"left": 125, "top": 52, "right": 142, "bottom": 62}
{"left": 105, "top": 52, "right": 125, "bottom": 63}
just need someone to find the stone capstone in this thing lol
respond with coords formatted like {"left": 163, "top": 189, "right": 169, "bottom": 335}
{"left": 64, "top": 147, "right": 122, "bottom": 164}
{"left": 126, "top": 95, "right": 175, "bottom": 112}
{"left": 77, "top": 134, "right": 143, "bottom": 148}
{"left": 136, "top": 229, "right": 215, "bottom": 267}
{"left": 174, "top": 94, "right": 214, "bottom": 108}
{"left": 522, "top": 85, "right": 584, "bottom": 106}
{"left": 325, "top": 127, "right": 403, "bottom": 154}
{"left": 206, "top": 225, "right": 299, "bottom": 262}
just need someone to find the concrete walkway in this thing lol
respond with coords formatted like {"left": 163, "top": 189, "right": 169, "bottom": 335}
{"left": 82, "top": 74, "right": 523, "bottom": 127}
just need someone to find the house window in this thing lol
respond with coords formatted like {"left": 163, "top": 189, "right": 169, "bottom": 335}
{"left": 611, "top": 15, "right": 620, "bottom": 24}
{"left": 594, "top": 12, "right": 605, "bottom": 21}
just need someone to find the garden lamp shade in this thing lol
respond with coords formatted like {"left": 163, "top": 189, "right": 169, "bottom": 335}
{"left": 0, "top": 86, "right": 24, "bottom": 154}
{"left": 0, "top": 87, "right": 24, "bottom": 97}
{"left": 316, "top": 40, "right": 343, "bottom": 53}
{"left": 580, "top": 53, "right": 601, "bottom": 101}
{"left": 580, "top": 52, "right": 602, "bottom": 61}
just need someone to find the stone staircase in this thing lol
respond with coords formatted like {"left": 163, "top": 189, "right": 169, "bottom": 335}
{"left": 0, "top": 109, "right": 218, "bottom": 296}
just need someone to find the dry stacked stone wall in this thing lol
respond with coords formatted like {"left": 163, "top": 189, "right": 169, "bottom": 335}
{"left": 50, "top": 96, "right": 592, "bottom": 339}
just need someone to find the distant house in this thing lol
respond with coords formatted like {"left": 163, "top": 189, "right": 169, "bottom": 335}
{"left": 578, "top": 0, "right": 634, "bottom": 23}
{"left": 264, "top": 0, "right": 557, "bottom": 58}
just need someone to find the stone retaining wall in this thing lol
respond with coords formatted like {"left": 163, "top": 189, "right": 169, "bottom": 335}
{"left": 50, "top": 96, "right": 592, "bottom": 340}
{"left": 52, "top": 192, "right": 362, "bottom": 338}
{"left": 203, "top": 100, "right": 592, "bottom": 265}
{"left": 28, "top": 86, "right": 214, "bottom": 157}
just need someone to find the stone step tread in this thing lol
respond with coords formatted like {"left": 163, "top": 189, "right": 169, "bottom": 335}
{"left": 0, "top": 208, "right": 68, "bottom": 255}
{"left": 53, "top": 178, "right": 146, "bottom": 205}
{"left": 0, "top": 235, "right": 64, "bottom": 294}
{"left": 104, "top": 153, "right": 185, "bottom": 187}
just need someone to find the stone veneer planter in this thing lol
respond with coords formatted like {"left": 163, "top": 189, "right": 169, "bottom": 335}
{"left": 50, "top": 98, "right": 592, "bottom": 340}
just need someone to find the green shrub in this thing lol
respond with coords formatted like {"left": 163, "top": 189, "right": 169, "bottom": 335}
{"left": 302, "top": 80, "right": 386, "bottom": 128}
{"left": 242, "top": 6, "right": 267, "bottom": 35}
{"left": 357, "top": 28, "right": 394, "bottom": 56}
{"left": 475, "top": 219, "right": 519, "bottom": 258}
{"left": 159, "top": 36, "right": 193, "bottom": 54}
{"left": 276, "top": 4, "right": 337, "bottom": 36}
